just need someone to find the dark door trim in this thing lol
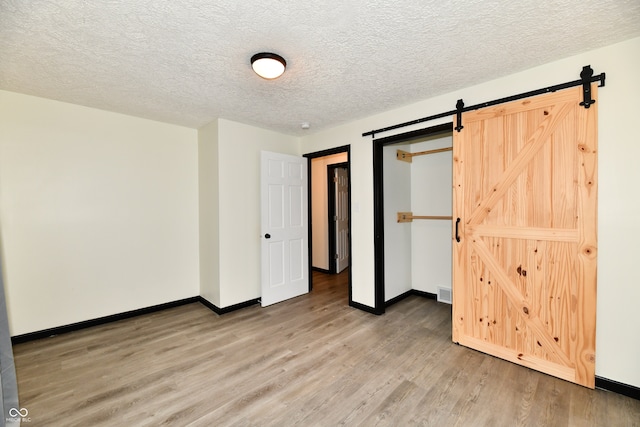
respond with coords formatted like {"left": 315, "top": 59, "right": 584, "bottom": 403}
{"left": 372, "top": 122, "right": 453, "bottom": 314}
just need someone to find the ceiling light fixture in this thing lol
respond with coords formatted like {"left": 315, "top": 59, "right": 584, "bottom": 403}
{"left": 251, "top": 52, "right": 286, "bottom": 80}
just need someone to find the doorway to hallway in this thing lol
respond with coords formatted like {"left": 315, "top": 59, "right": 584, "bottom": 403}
{"left": 304, "top": 146, "right": 352, "bottom": 304}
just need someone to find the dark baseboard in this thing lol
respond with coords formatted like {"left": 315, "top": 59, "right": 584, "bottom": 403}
{"left": 11, "top": 296, "right": 200, "bottom": 344}
{"left": 11, "top": 296, "right": 261, "bottom": 344}
{"left": 349, "top": 300, "right": 383, "bottom": 315}
{"left": 351, "top": 289, "right": 439, "bottom": 314}
{"left": 312, "top": 267, "right": 332, "bottom": 274}
{"left": 411, "top": 289, "right": 438, "bottom": 300}
{"left": 596, "top": 376, "right": 640, "bottom": 401}
{"left": 385, "top": 289, "right": 438, "bottom": 308}
{"left": 198, "top": 296, "right": 260, "bottom": 315}
{"left": 385, "top": 290, "right": 414, "bottom": 307}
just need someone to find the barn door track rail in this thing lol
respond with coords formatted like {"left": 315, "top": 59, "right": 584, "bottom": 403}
{"left": 363, "top": 65, "right": 605, "bottom": 138}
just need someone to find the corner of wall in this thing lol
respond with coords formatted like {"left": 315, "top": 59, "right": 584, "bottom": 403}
{"left": 197, "top": 119, "right": 221, "bottom": 306}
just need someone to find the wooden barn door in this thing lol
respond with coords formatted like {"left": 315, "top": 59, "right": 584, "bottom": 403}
{"left": 452, "top": 86, "right": 598, "bottom": 388}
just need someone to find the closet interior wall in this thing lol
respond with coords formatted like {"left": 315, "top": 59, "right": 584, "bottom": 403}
{"left": 383, "top": 134, "right": 453, "bottom": 302}
{"left": 383, "top": 142, "right": 412, "bottom": 301}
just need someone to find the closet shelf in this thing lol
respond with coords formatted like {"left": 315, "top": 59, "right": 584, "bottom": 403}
{"left": 397, "top": 212, "right": 453, "bottom": 223}
{"left": 396, "top": 147, "right": 452, "bottom": 163}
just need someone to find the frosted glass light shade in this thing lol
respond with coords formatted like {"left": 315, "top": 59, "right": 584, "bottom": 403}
{"left": 251, "top": 53, "right": 286, "bottom": 79}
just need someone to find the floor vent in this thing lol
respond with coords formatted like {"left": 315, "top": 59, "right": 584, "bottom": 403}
{"left": 437, "top": 287, "right": 452, "bottom": 304}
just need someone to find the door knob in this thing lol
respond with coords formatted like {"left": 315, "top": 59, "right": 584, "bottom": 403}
{"left": 265, "top": 233, "right": 271, "bottom": 239}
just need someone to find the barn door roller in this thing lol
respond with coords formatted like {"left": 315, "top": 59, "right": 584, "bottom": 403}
{"left": 579, "top": 65, "right": 597, "bottom": 109}
{"left": 455, "top": 99, "right": 464, "bottom": 132}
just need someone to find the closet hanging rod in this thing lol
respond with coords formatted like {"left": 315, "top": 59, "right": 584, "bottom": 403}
{"left": 363, "top": 65, "right": 605, "bottom": 138}
{"left": 397, "top": 147, "right": 452, "bottom": 163}
{"left": 397, "top": 212, "right": 452, "bottom": 223}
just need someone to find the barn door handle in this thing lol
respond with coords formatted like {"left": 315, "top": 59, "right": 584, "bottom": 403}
{"left": 455, "top": 218, "right": 461, "bottom": 242}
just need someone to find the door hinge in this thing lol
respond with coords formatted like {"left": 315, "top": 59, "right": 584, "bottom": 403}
{"left": 335, "top": 254, "right": 339, "bottom": 259}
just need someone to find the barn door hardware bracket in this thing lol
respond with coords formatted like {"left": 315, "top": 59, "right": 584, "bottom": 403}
{"left": 455, "top": 99, "right": 465, "bottom": 132}
{"left": 579, "top": 65, "right": 596, "bottom": 109}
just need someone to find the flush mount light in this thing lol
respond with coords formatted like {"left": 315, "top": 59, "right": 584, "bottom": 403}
{"left": 251, "top": 52, "right": 286, "bottom": 80}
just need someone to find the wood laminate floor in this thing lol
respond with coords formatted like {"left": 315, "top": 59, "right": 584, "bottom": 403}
{"left": 13, "top": 270, "right": 640, "bottom": 426}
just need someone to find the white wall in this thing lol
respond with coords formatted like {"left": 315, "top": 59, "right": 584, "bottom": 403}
{"left": 311, "top": 152, "right": 348, "bottom": 270}
{"left": 0, "top": 90, "right": 200, "bottom": 336}
{"left": 590, "top": 38, "right": 640, "bottom": 389}
{"left": 410, "top": 136, "right": 452, "bottom": 295}
{"left": 216, "top": 119, "right": 299, "bottom": 307}
{"left": 300, "top": 37, "right": 640, "bottom": 388}
{"left": 301, "top": 123, "right": 375, "bottom": 307}
{"left": 198, "top": 120, "right": 221, "bottom": 307}
{"left": 383, "top": 143, "right": 412, "bottom": 300}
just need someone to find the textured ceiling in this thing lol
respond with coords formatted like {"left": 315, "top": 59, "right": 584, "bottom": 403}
{"left": 1, "top": 1, "right": 639, "bottom": 136}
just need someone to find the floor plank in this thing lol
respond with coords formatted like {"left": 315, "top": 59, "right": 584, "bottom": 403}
{"left": 12, "top": 269, "right": 640, "bottom": 426}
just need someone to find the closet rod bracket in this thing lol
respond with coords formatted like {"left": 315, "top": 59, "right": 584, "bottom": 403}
{"left": 397, "top": 149, "right": 412, "bottom": 163}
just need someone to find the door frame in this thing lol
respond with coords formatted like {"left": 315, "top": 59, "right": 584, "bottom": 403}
{"left": 372, "top": 123, "right": 454, "bottom": 314}
{"left": 327, "top": 162, "right": 349, "bottom": 274}
{"left": 303, "top": 146, "right": 352, "bottom": 303}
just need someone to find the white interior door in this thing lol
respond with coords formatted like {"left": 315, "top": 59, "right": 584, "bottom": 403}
{"left": 335, "top": 167, "right": 349, "bottom": 273}
{"left": 261, "top": 151, "right": 309, "bottom": 307}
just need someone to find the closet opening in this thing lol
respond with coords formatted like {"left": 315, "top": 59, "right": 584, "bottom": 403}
{"left": 372, "top": 122, "right": 453, "bottom": 314}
